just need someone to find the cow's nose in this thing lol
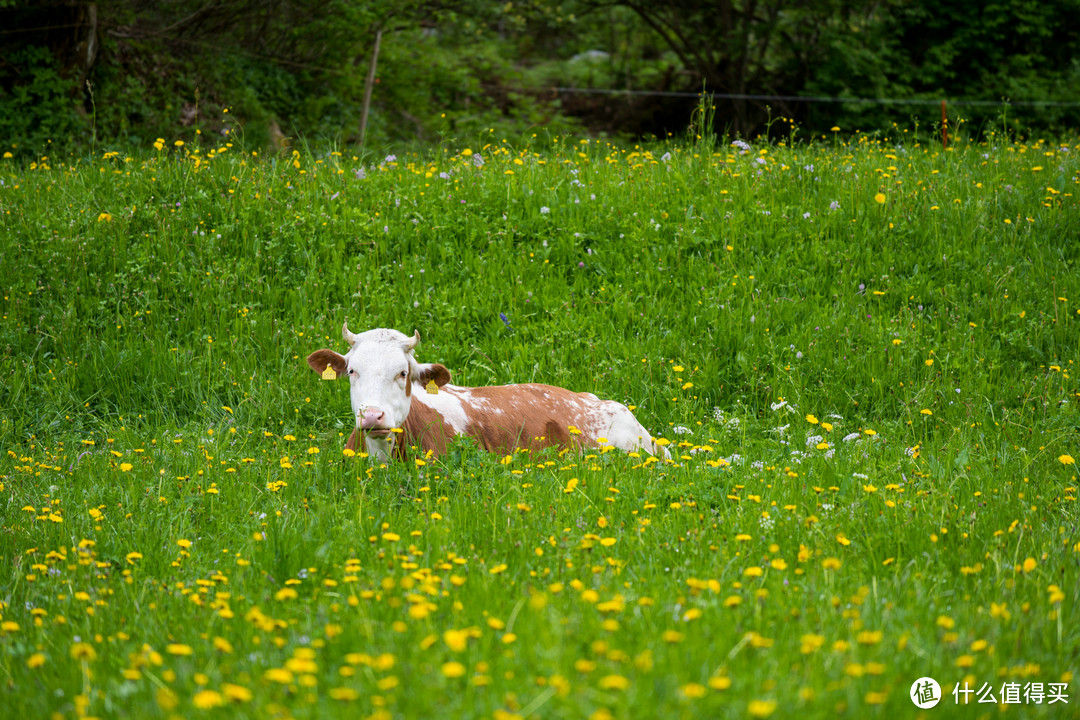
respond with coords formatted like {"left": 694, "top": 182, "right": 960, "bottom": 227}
{"left": 360, "top": 407, "right": 386, "bottom": 429}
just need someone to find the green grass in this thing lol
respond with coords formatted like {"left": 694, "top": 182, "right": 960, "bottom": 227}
{"left": 1, "top": 127, "right": 1078, "bottom": 719}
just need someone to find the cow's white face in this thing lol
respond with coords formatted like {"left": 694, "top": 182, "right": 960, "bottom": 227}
{"left": 342, "top": 328, "right": 418, "bottom": 436}
{"left": 307, "top": 326, "right": 418, "bottom": 459}
{"left": 308, "top": 323, "right": 454, "bottom": 461}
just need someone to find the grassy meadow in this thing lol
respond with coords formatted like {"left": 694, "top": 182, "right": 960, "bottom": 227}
{"left": 1, "top": 123, "right": 1079, "bottom": 719}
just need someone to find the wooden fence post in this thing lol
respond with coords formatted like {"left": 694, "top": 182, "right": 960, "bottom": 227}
{"left": 359, "top": 28, "right": 383, "bottom": 148}
{"left": 941, "top": 99, "right": 948, "bottom": 149}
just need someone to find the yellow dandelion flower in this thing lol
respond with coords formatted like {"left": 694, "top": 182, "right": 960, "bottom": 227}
{"left": 1059, "top": 454, "right": 1075, "bottom": 465}
{"left": 748, "top": 699, "right": 778, "bottom": 717}
{"left": 222, "top": 683, "right": 253, "bottom": 702}
{"left": 441, "top": 661, "right": 466, "bottom": 678}
{"left": 166, "top": 643, "right": 193, "bottom": 656}
{"left": 806, "top": 414, "right": 819, "bottom": 424}
{"left": 192, "top": 690, "right": 225, "bottom": 709}
{"left": 27, "top": 653, "right": 46, "bottom": 668}
{"left": 263, "top": 668, "right": 294, "bottom": 684}
{"left": 708, "top": 675, "right": 732, "bottom": 690}
{"left": 800, "top": 634, "right": 825, "bottom": 653}
{"left": 329, "top": 687, "right": 360, "bottom": 701}
{"left": 119, "top": 463, "right": 133, "bottom": 472}
{"left": 857, "top": 630, "right": 883, "bottom": 645}
{"left": 1022, "top": 557, "right": 1037, "bottom": 573}
{"left": 681, "top": 683, "right": 707, "bottom": 698}
{"left": 444, "top": 629, "right": 469, "bottom": 652}
{"left": 598, "top": 674, "right": 630, "bottom": 691}
{"left": 874, "top": 193, "right": 886, "bottom": 204}
{"left": 70, "top": 643, "right": 97, "bottom": 661}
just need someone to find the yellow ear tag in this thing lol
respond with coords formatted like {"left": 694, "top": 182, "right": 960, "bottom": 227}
{"left": 425, "top": 379, "right": 439, "bottom": 395}
{"left": 321, "top": 364, "right": 337, "bottom": 381}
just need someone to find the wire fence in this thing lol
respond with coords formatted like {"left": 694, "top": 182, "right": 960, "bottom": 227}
{"left": 544, "top": 87, "right": 1080, "bottom": 108}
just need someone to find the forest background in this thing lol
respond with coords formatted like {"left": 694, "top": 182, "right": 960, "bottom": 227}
{"left": 2, "top": 0, "right": 1080, "bottom": 154}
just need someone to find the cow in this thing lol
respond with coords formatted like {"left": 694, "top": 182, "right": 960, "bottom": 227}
{"left": 306, "top": 322, "right": 671, "bottom": 463}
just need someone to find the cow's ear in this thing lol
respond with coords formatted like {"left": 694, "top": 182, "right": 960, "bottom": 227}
{"left": 307, "top": 349, "right": 347, "bottom": 378}
{"left": 417, "top": 363, "right": 451, "bottom": 387}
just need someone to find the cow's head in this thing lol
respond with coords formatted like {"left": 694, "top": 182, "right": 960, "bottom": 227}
{"left": 307, "top": 322, "right": 451, "bottom": 455}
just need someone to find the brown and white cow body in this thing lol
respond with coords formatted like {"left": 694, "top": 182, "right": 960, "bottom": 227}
{"left": 307, "top": 323, "right": 670, "bottom": 463}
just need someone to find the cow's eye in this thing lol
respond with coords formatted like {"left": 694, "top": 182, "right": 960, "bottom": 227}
{"left": 399, "top": 370, "right": 408, "bottom": 379}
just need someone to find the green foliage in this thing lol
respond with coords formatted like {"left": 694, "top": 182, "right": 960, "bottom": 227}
{"left": 0, "top": 45, "right": 85, "bottom": 149}
{"left": 3, "top": 0, "right": 1079, "bottom": 153}
{"left": 803, "top": 0, "right": 1080, "bottom": 134}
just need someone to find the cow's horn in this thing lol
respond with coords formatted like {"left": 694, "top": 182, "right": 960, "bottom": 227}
{"left": 342, "top": 321, "right": 358, "bottom": 347}
{"left": 404, "top": 330, "right": 420, "bottom": 353}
